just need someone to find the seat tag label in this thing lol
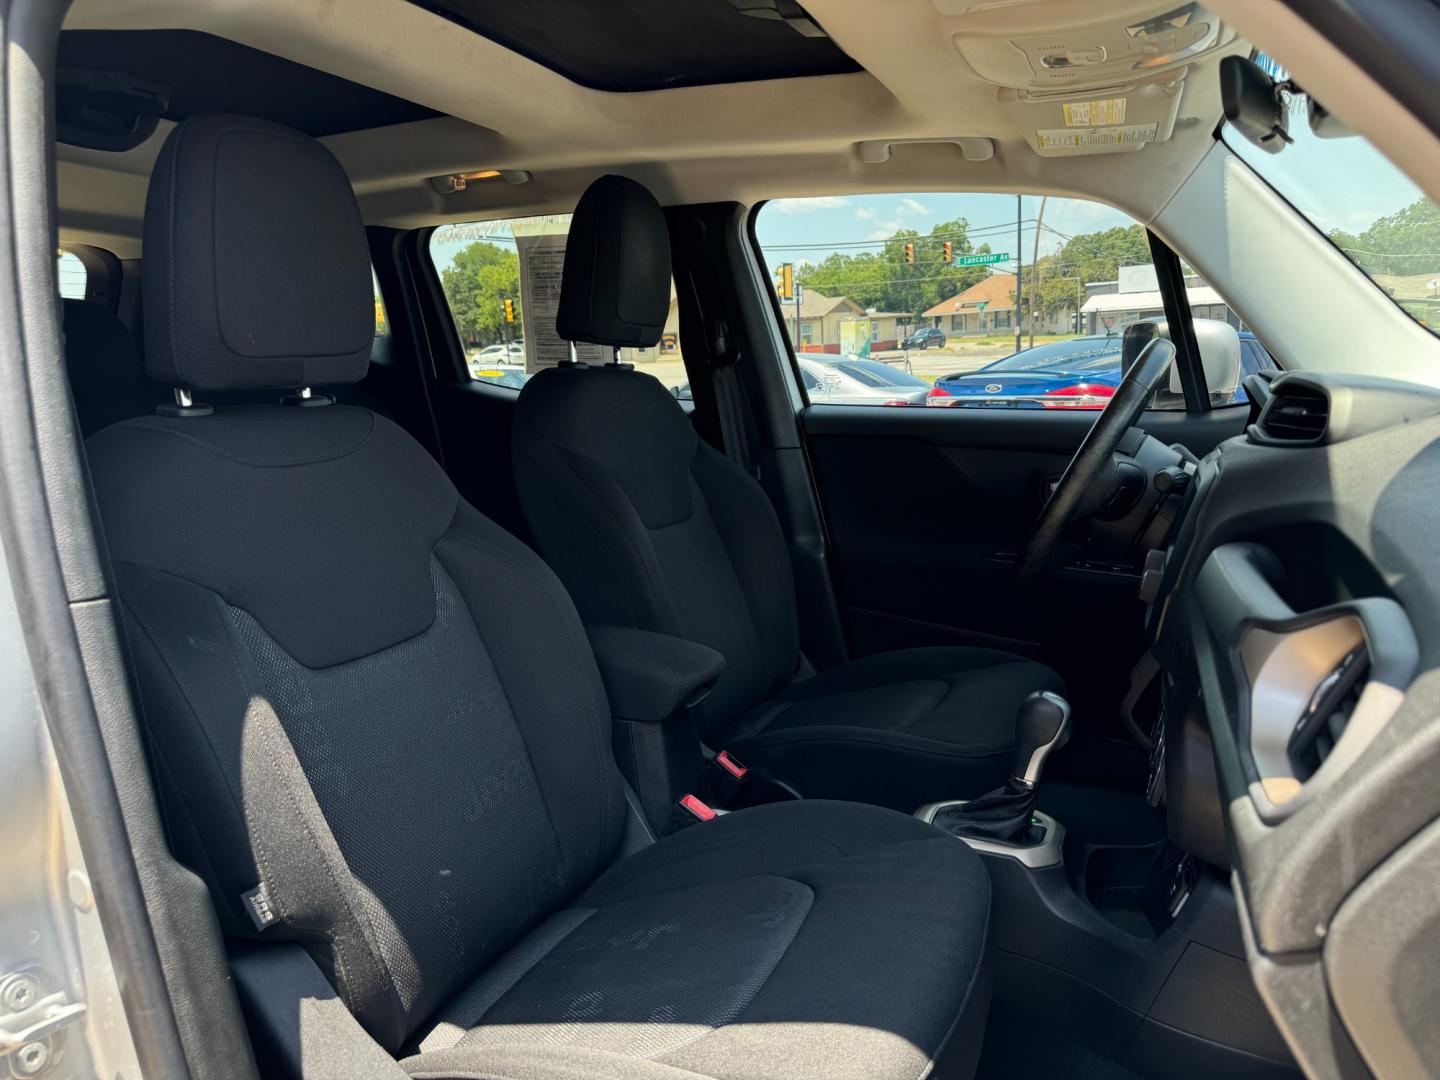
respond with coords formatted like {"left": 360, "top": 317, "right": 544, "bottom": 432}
{"left": 242, "top": 884, "right": 278, "bottom": 931}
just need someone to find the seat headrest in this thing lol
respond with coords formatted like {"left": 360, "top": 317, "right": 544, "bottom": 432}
{"left": 62, "top": 299, "right": 142, "bottom": 394}
{"left": 557, "top": 175, "right": 671, "bottom": 349}
{"left": 142, "top": 114, "right": 374, "bottom": 391}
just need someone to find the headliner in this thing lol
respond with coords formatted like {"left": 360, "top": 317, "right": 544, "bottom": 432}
{"left": 55, "top": 0, "right": 1435, "bottom": 261}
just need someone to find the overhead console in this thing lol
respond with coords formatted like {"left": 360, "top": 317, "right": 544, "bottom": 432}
{"left": 936, "top": 0, "right": 1244, "bottom": 156}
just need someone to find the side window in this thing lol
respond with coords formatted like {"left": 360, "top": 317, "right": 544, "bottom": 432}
{"left": 429, "top": 216, "right": 684, "bottom": 392}
{"left": 373, "top": 271, "right": 389, "bottom": 338}
{"left": 755, "top": 194, "right": 1252, "bottom": 411}
{"left": 57, "top": 249, "right": 86, "bottom": 300}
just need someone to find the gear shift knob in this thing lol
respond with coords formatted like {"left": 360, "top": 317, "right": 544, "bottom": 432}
{"left": 1010, "top": 691, "right": 1071, "bottom": 789}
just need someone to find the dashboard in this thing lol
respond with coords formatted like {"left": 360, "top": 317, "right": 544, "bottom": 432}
{"left": 1146, "top": 371, "right": 1440, "bottom": 1078}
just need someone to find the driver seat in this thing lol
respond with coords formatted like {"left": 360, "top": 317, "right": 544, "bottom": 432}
{"left": 512, "top": 175, "right": 1064, "bottom": 810}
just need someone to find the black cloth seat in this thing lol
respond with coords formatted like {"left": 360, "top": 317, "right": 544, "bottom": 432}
{"left": 404, "top": 800, "right": 990, "bottom": 1079}
{"left": 61, "top": 298, "right": 168, "bottom": 435}
{"left": 512, "top": 176, "right": 1063, "bottom": 810}
{"left": 87, "top": 114, "right": 992, "bottom": 1079}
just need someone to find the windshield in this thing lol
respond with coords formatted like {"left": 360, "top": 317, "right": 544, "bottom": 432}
{"left": 1224, "top": 56, "right": 1440, "bottom": 339}
{"left": 985, "top": 337, "right": 1121, "bottom": 373}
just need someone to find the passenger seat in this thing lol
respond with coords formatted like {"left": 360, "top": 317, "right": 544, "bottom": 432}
{"left": 85, "top": 114, "right": 995, "bottom": 1079}
{"left": 61, "top": 298, "right": 166, "bottom": 436}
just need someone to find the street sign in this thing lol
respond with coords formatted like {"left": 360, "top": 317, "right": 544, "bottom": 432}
{"left": 953, "top": 252, "right": 1009, "bottom": 267}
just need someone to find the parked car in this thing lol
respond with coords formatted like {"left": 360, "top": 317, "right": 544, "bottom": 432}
{"left": 903, "top": 326, "right": 947, "bottom": 350}
{"left": 800, "top": 356, "right": 932, "bottom": 405}
{"left": 927, "top": 328, "right": 1275, "bottom": 409}
{"left": 469, "top": 342, "right": 527, "bottom": 384}
{"left": 676, "top": 355, "right": 931, "bottom": 406}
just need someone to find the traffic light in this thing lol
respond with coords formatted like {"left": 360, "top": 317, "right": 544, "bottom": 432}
{"left": 904, "top": 243, "right": 915, "bottom": 264}
{"left": 503, "top": 297, "right": 515, "bottom": 323}
{"left": 779, "top": 262, "right": 794, "bottom": 300}
{"left": 942, "top": 241, "right": 953, "bottom": 264}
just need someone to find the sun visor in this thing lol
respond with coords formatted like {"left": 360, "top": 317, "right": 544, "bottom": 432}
{"left": 998, "top": 72, "right": 1186, "bottom": 157}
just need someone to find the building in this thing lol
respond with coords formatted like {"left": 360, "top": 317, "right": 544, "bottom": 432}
{"left": 780, "top": 289, "right": 907, "bottom": 352}
{"left": 923, "top": 272, "right": 1073, "bottom": 337}
{"left": 1079, "top": 264, "right": 1238, "bottom": 334}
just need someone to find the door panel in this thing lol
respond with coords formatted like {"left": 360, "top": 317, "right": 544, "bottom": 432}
{"left": 801, "top": 404, "right": 1248, "bottom": 774}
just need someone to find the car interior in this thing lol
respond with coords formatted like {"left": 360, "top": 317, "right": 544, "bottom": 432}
{"left": 4, "top": 0, "right": 1440, "bottom": 1078}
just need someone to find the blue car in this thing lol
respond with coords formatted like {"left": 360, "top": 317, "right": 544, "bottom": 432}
{"left": 927, "top": 331, "right": 1275, "bottom": 409}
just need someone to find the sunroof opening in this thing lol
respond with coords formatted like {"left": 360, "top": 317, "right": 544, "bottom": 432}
{"left": 58, "top": 30, "right": 442, "bottom": 142}
{"left": 406, "top": 0, "right": 861, "bottom": 92}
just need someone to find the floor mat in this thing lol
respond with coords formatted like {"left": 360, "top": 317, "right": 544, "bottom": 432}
{"left": 975, "top": 1010, "right": 1148, "bottom": 1080}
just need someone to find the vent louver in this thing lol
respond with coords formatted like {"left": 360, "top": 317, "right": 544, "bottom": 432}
{"left": 1260, "top": 385, "right": 1329, "bottom": 442}
{"left": 1287, "top": 645, "right": 1368, "bottom": 781}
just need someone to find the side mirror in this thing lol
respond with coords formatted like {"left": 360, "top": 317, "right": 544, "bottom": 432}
{"left": 1170, "top": 319, "right": 1241, "bottom": 402}
{"left": 1121, "top": 317, "right": 1241, "bottom": 403}
{"left": 1219, "top": 55, "right": 1289, "bottom": 155}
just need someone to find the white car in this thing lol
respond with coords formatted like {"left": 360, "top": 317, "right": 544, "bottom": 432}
{"left": 798, "top": 356, "right": 931, "bottom": 406}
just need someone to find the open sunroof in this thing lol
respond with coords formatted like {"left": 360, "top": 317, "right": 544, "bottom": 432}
{"left": 58, "top": 30, "right": 442, "bottom": 141}
{"left": 407, "top": 0, "right": 861, "bottom": 92}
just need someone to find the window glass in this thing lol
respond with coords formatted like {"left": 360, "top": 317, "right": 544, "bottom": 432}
{"left": 57, "top": 249, "right": 86, "bottom": 300}
{"left": 372, "top": 271, "right": 389, "bottom": 337}
{"left": 755, "top": 194, "right": 1266, "bottom": 410}
{"left": 1224, "top": 55, "right": 1440, "bottom": 339}
{"left": 429, "top": 216, "right": 684, "bottom": 391}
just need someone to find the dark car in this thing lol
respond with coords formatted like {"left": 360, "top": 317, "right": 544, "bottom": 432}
{"left": 903, "top": 326, "right": 947, "bottom": 349}
{"left": 927, "top": 329, "right": 1275, "bottom": 409}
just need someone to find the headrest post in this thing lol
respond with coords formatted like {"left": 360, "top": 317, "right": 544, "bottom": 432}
{"left": 559, "top": 341, "right": 589, "bottom": 370}
{"left": 281, "top": 385, "right": 335, "bottom": 408}
{"left": 155, "top": 385, "right": 214, "bottom": 418}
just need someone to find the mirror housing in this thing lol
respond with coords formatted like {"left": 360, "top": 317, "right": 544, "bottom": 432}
{"left": 1220, "top": 55, "right": 1289, "bottom": 155}
{"left": 1173, "top": 318, "right": 1242, "bottom": 402}
{"left": 1123, "top": 317, "right": 1242, "bottom": 404}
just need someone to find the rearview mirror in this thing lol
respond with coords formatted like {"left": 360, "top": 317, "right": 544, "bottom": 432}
{"left": 1219, "top": 55, "right": 1289, "bottom": 155}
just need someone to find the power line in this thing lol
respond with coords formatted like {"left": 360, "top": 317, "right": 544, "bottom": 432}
{"left": 765, "top": 218, "right": 1043, "bottom": 251}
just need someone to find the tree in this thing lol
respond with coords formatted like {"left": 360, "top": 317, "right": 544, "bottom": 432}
{"left": 1328, "top": 197, "right": 1440, "bottom": 276}
{"left": 795, "top": 218, "right": 991, "bottom": 317}
{"left": 439, "top": 242, "right": 521, "bottom": 346}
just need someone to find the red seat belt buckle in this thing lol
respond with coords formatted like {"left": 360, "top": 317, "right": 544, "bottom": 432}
{"left": 678, "top": 793, "right": 717, "bottom": 821}
{"left": 716, "top": 750, "right": 748, "bottom": 781}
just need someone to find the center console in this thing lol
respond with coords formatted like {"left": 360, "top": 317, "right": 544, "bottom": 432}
{"left": 913, "top": 689, "right": 1300, "bottom": 1079}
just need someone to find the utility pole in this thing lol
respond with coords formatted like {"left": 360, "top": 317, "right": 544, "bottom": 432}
{"left": 1014, "top": 195, "right": 1023, "bottom": 354}
{"left": 1029, "top": 195, "right": 1047, "bottom": 350}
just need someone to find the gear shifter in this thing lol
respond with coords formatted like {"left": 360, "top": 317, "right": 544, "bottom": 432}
{"left": 931, "top": 691, "right": 1071, "bottom": 843}
{"left": 1009, "top": 690, "right": 1072, "bottom": 789}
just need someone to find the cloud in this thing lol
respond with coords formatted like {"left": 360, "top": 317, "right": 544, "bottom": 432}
{"left": 854, "top": 207, "right": 878, "bottom": 221}
{"left": 899, "top": 198, "right": 931, "bottom": 216}
{"left": 868, "top": 219, "right": 903, "bottom": 239}
{"left": 773, "top": 196, "right": 846, "bottom": 214}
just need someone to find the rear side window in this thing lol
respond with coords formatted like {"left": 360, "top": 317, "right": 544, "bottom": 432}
{"left": 429, "top": 217, "right": 685, "bottom": 393}
{"left": 57, "top": 249, "right": 86, "bottom": 299}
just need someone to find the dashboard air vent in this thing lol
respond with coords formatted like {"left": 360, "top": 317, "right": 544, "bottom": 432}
{"left": 1287, "top": 645, "right": 1368, "bottom": 781}
{"left": 1260, "top": 385, "right": 1329, "bottom": 442}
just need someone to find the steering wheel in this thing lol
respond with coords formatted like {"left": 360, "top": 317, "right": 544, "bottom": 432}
{"left": 1015, "top": 337, "right": 1177, "bottom": 586}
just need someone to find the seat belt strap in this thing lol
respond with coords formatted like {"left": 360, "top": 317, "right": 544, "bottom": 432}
{"left": 712, "top": 358, "right": 760, "bottom": 479}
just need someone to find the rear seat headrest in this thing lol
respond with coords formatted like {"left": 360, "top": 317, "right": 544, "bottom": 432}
{"left": 62, "top": 299, "right": 141, "bottom": 393}
{"left": 142, "top": 113, "right": 373, "bottom": 392}
{"left": 557, "top": 174, "right": 671, "bottom": 349}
